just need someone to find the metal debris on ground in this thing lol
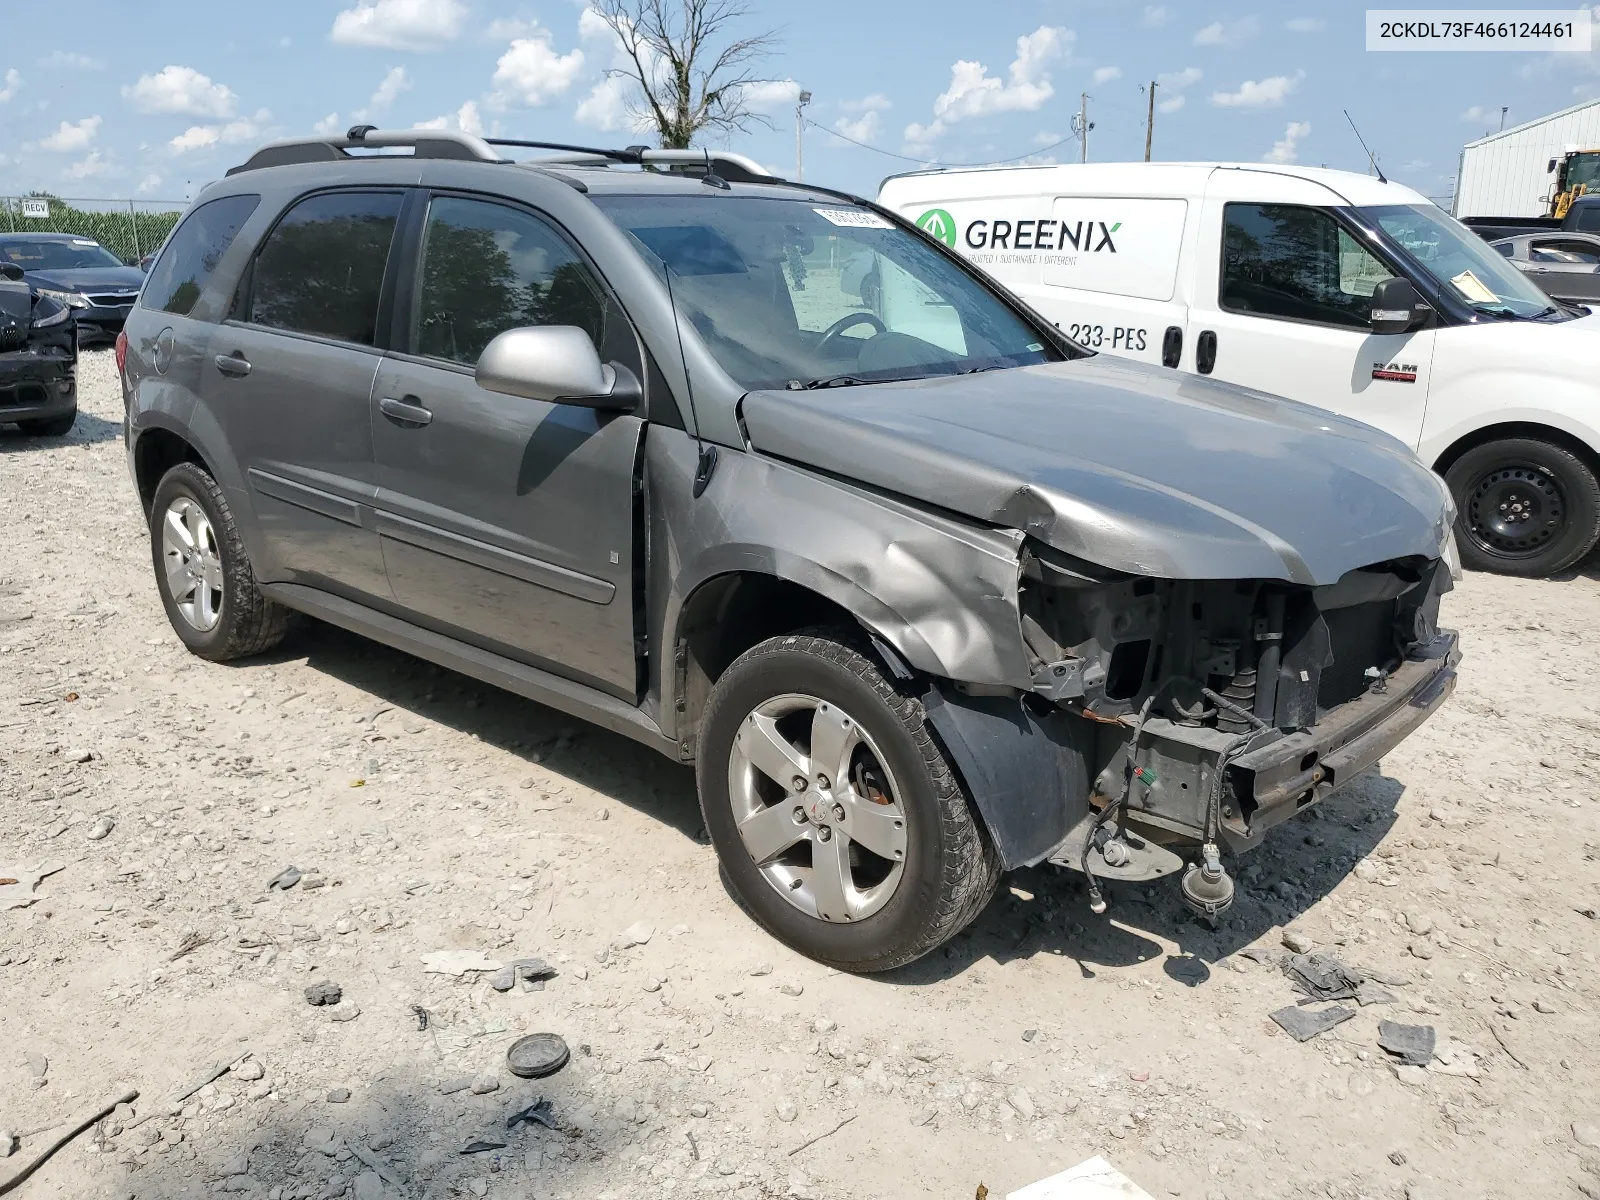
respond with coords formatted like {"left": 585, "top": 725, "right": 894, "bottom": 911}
{"left": 505, "top": 1097, "right": 558, "bottom": 1131}
{"left": 266, "top": 866, "right": 301, "bottom": 891}
{"left": 1281, "top": 952, "right": 1363, "bottom": 1003}
{"left": 411, "top": 1005, "right": 430, "bottom": 1031}
{"left": 1004, "top": 1154, "right": 1158, "bottom": 1199}
{"left": 490, "top": 957, "right": 556, "bottom": 992}
{"left": 460, "top": 1139, "right": 507, "bottom": 1155}
{"left": 1270, "top": 1004, "right": 1356, "bottom": 1042}
{"left": 304, "top": 980, "right": 343, "bottom": 1007}
{"left": 786, "top": 1114, "right": 856, "bottom": 1157}
{"left": 506, "top": 1033, "right": 570, "bottom": 1079}
{"left": 1378, "top": 1020, "right": 1436, "bottom": 1066}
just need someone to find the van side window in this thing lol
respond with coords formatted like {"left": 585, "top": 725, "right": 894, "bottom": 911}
{"left": 142, "top": 194, "right": 260, "bottom": 317}
{"left": 1221, "top": 203, "right": 1394, "bottom": 330}
{"left": 247, "top": 191, "right": 403, "bottom": 346}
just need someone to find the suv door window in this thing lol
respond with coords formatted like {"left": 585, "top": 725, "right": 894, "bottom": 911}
{"left": 1221, "top": 203, "right": 1394, "bottom": 329}
{"left": 412, "top": 195, "right": 606, "bottom": 365}
{"left": 246, "top": 191, "right": 402, "bottom": 345}
{"left": 1530, "top": 238, "right": 1600, "bottom": 264}
{"left": 143, "top": 194, "right": 260, "bottom": 316}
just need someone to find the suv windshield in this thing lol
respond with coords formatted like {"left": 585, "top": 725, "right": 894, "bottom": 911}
{"left": 0, "top": 239, "right": 125, "bottom": 271}
{"left": 1360, "top": 204, "right": 1556, "bottom": 318}
{"left": 592, "top": 194, "right": 1060, "bottom": 390}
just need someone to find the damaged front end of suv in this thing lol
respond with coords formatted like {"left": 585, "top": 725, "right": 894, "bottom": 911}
{"left": 1, "top": 264, "right": 77, "bottom": 436}
{"left": 1015, "top": 542, "right": 1457, "bottom": 917}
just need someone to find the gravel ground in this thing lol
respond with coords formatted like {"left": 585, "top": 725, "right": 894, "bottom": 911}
{"left": 2, "top": 350, "right": 1599, "bottom": 1200}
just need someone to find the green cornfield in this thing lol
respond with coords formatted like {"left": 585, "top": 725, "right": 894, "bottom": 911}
{"left": 1, "top": 194, "right": 187, "bottom": 263}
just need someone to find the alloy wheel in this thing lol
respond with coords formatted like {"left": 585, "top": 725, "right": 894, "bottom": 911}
{"left": 160, "top": 496, "right": 224, "bottom": 632}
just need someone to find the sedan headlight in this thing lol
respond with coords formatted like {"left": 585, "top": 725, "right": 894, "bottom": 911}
{"left": 36, "top": 287, "right": 91, "bottom": 309}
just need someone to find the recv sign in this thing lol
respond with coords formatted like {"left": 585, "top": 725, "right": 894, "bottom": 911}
{"left": 21, "top": 198, "right": 50, "bottom": 219}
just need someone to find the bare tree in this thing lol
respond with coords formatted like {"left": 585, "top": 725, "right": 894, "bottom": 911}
{"left": 591, "top": 0, "right": 781, "bottom": 149}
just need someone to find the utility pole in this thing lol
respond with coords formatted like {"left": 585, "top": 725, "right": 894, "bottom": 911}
{"left": 1072, "top": 93, "right": 1096, "bottom": 163}
{"left": 795, "top": 89, "right": 812, "bottom": 181}
{"left": 1499, "top": 105, "right": 1509, "bottom": 131}
{"left": 1144, "top": 80, "right": 1158, "bottom": 161}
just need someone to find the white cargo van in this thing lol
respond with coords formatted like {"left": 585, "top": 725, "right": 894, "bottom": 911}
{"left": 878, "top": 163, "right": 1600, "bottom": 577}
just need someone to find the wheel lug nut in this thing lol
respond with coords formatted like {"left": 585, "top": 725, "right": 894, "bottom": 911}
{"left": 817, "top": 775, "right": 830, "bottom": 790}
{"left": 817, "top": 825, "right": 832, "bottom": 841}
{"left": 792, "top": 776, "right": 806, "bottom": 792}
{"left": 832, "top": 804, "right": 846, "bottom": 821}
{"left": 793, "top": 806, "right": 807, "bottom": 823}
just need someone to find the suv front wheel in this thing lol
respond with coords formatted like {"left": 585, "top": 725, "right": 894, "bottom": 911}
{"left": 150, "top": 461, "right": 289, "bottom": 661}
{"left": 698, "top": 629, "right": 1000, "bottom": 973}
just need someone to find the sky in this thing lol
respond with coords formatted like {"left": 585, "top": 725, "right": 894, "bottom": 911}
{"left": 3, "top": 1, "right": 1600, "bottom": 207}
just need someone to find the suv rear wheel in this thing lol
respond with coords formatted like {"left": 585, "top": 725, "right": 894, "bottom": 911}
{"left": 698, "top": 629, "right": 1000, "bottom": 973}
{"left": 1444, "top": 437, "right": 1600, "bottom": 577}
{"left": 150, "top": 461, "right": 289, "bottom": 661}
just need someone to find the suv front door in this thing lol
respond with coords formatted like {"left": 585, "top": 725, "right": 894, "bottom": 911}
{"left": 202, "top": 188, "right": 404, "bottom": 600}
{"left": 371, "top": 192, "right": 645, "bottom": 699}
{"left": 1191, "top": 190, "right": 1435, "bottom": 451}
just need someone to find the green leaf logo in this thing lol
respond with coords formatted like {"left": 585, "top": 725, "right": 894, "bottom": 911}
{"left": 916, "top": 208, "right": 958, "bottom": 248}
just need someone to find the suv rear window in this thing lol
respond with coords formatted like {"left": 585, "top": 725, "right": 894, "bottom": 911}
{"left": 247, "top": 191, "right": 402, "bottom": 345}
{"left": 143, "top": 194, "right": 260, "bottom": 316}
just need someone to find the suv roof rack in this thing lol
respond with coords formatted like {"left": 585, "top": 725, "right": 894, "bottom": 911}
{"left": 227, "top": 125, "right": 779, "bottom": 184}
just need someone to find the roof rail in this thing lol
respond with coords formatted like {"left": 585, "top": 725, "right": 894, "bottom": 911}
{"left": 226, "top": 126, "right": 510, "bottom": 175}
{"left": 485, "top": 139, "right": 776, "bottom": 184}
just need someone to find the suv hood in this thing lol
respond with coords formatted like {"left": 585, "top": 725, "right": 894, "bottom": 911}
{"left": 27, "top": 266, "right": 144, "bottom": 293}
{"left": 740, "top": 356, "right": 1452, "bottom": 586}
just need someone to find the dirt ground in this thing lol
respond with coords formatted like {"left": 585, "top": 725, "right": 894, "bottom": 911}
{"left": 3, "top": 349, "right": 1599, "bottom": 1200}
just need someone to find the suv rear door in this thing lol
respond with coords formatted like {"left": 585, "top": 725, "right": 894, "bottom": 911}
{"left": 369, "top": 191, "right": 645, "bottom": 700}
{"left": 201, "top": 189, "right": 404, "bottom": 600}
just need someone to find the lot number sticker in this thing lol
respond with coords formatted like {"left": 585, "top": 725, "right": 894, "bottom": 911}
{"left": 813, "top": 207, "right": 894, "bottom": 229}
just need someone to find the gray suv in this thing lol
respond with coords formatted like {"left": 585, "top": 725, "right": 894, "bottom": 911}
{"left": 122, "top": 129, "right": 1460, "bottom": 971}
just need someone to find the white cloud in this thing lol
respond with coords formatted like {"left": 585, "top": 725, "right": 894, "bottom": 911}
{"left": 39, "top": 115, "right": 101, "bottom": 153}
{"left": 1194, "top": 17, "right": 1260, "bottom": 46}
{"left": 1264, "top": 120, "right": 1310, "bottom": 164}
{"left": 416, "top": 100, "right": 484, "bottom": 136}
{"left": 906, "top": 25, "right": 1071, "bottom": 148}
{"left": 573, "top": 9, "right": 656, "bottom": 132}
{"left": 1033, "top": 129, "right": 1063, "bottom": 145}
{"left": 137, "top": 172, "right": 163, "bottom": 194}
{"left": 491, "top": 32, "right": 586, "bottom": 107}
{"left": 1286, "top": 17, "right": 1325, "bottom": 33}
{"left": 575, "top": 74, "right": 633, "bottom": 130}
{"left": 331, "top": 0, "right": 466, "bottom": 50}
{"left": 354, "top": 66, "right": 410, "bottom": 120}
{"left": 1460, "top": 104, "right": 1502, "bottom": 123}
{"left": 1212, "top": 71, "right": 1303, "bottom": 108}
{"left": 64, "top": 150, "right": 108, "bottom": 179}
{"left": 1142, "top": 6, "right": 1169, "bottom": 26}
{"left": 1092, "top": 65, "right": 1122, "bottom": 85}
{"left": 1156, "top": 66, "right": 1200, "bottom": 112}
{"left": 313, "top": 112, "right": 342, "bottom": 136}
{"left": 0, "top": 68, "right": 19, "bottom": 103}
{"left": 742, "top": 79, "right": 802, "bottom": 113}
{"left": 485, "top": 17, "right": 542, "bottom": 40}
{"left": 169, "top": 109, "right": 271, "bottom": 153}
{"left": 124, "top": 66, "right": 237, "bottom": 118}
{"left": 835, "top": 111, "right": 882, "bottom": 142}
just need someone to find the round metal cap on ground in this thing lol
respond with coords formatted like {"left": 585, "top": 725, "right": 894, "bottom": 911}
{"left": 507, "top": 1033, "right": 569, "bottom": 1079}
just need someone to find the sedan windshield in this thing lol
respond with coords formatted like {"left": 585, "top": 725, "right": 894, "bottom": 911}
{"left": 592, "top": 194, "right": 1061, "bottom": 390}
{"left": 1360, "top": 204, "right": 1556, "bottom": 318}
{"left": 0, "top": 239, "right": 125, "bottom": 271}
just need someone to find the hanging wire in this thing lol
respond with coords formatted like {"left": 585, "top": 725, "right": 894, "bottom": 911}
{"left": 805, "top": 117, "right": 1079, "bottom": 168}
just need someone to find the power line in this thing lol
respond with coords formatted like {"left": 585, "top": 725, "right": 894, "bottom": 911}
{"left": 804, "top": 117, "right": 1078, "bottom": 168}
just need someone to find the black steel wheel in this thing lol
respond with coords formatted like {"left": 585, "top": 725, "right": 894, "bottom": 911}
{"left": 1444, "top": 437, "right": 1600, "bottom": 577}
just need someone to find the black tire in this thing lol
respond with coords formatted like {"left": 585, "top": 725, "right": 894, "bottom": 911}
{"left": 149, "top": 461, "right": 289, "bottom": 661}
{"left": 698, "top": 628, "right": 1001, "bottom": 973}
{"left": 18, "top": 409, "right": 76, "bottom": 437}
{"left": 1444, "top": 438, "right": 1600, "bottom": 577}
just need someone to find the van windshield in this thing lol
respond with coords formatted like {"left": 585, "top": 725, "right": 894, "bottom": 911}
{"left": 1360, "top": 204, "right": 1556, "bottom": 318}
{"left": 592, "top": 194, "right": 1061, "bottom": 390}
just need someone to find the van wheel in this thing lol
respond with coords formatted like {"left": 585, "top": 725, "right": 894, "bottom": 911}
{"left": 697, "top": 629, "right": 1001, "bottom": 973}
{"left": 150, "top": 461, "right": 289, "bottom": 661}
{"left": 1444, "top": 438, "right": 1600, "bottom": 577}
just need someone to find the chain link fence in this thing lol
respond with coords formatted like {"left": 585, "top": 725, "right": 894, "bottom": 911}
{"left": 1, "top": 195, "right": 188, "bottom": 264}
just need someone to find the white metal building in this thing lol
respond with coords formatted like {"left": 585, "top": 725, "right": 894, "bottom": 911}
{"left": 1454, "top": 97, "right": 1600, "bottom": 217}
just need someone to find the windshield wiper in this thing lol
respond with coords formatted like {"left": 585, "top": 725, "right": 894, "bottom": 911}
{"left": 789, "top": 373, "right": 929, "bottom": 390}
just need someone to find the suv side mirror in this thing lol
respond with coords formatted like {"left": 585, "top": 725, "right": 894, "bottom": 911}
{"left": 1369, "top": 276, "right": 1431, "bottom": 335}
{"left": 475, "top": 326, "right": 641, "bottom": 412}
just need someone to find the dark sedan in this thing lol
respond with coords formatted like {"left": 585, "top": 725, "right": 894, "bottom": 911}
{"left": 1490, "top": 231, "right": 1600, "bottom": 304}
{"left": 0, "top": 232, "right": 145, "bottom": 344}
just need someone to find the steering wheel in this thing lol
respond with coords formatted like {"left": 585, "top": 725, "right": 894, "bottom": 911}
{"left": 816, "top": 311, "right": 886, "bottom": 354}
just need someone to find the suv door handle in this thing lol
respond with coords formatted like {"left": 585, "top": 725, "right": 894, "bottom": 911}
{"left": 380, "top": 395, "right": 432, "bottom": 427}
{"left": 213, "top": 353, "right": 251, "bottom": 377}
